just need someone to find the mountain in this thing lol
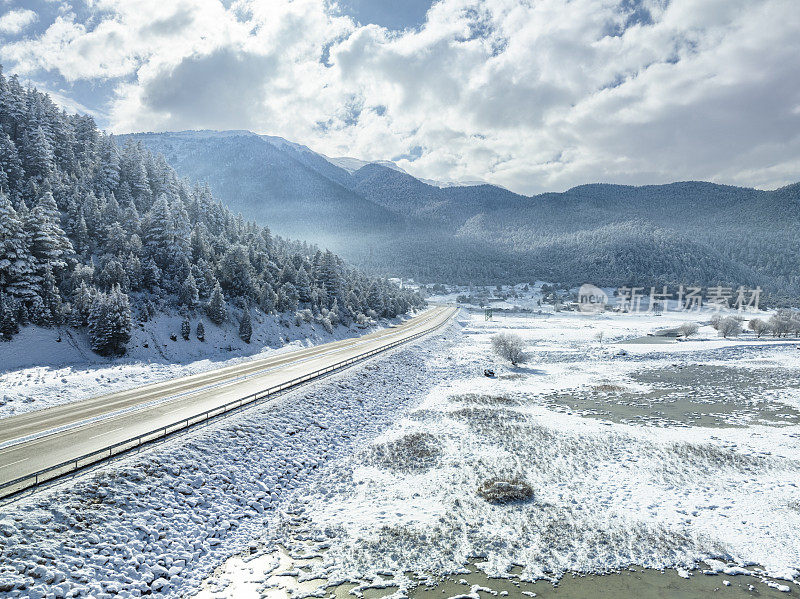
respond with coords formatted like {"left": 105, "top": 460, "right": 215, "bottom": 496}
{"left": 115, "top": 131, "right": 404, "bottom": 251}
{"left": 116, "top": 130, "right": 800, "bottom": 296}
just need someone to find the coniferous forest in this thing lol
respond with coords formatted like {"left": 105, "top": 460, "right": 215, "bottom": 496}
{"left": 0, "top": 66, "right": 424, "bottom": 355}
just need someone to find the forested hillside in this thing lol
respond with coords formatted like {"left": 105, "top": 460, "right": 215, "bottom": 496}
{"left": 122, "top": 130, "right": 800, "bottom": 297}
{"left": 115, "top": 130, "right": 403, "bottom": 248}
{"left": 0, "top": 66, "right": 424, "bottom": 354}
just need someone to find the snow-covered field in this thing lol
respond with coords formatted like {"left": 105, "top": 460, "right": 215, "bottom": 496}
{"left": 2, "top": 307, "right": 800, "bottom": 598}
{"left": 0, "top": 319, "right": 460, "bottom": 597}
{"left": 0, "top": 310, "right": 410, "bottom": 419}
{"left": 198, "top": 306, "right": 800, "bottom": 597}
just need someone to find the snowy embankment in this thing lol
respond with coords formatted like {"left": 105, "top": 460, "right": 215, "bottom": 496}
{"left": 232, "top": 308, "right": 800, "bottom": 596}
{"left": 0, "top": 319, "right": 462, "bottom": 598}
{"left": 0, "top": 310, "right": 412, "bottom": 419}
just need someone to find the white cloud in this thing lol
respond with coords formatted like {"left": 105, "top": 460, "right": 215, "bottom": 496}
{"left": 0, "top": 8, "right": 37, "bottom": 35}
{"left": 2, "top": 0, "right": 799, "bottom": 194}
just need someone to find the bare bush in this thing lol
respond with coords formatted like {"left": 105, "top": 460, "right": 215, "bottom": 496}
{"left": 678, "top": 322, "right": 699, "bottom": 338}
{"left": 368, "top": 432, "right": 442, "bottom": 472}
{"left": 717, "top": 316, "right": 742, "bottom": 338}
{"left": 592, "top": 383, "right": 626, "bottom": 393}
{"left": 748, "top": 318, "right": 770, "bottom": 338}
{"left": 491, "top": 333, "right": 528, "bottom": 366}
{"left": 769, "top": 311, "right": 792, "bottom": 338}
{"left": 477, "top": 478, "right": 533, "bottom": 504}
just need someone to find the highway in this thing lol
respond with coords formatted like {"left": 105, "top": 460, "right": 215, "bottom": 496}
{"left": 0, "top": 305, "right": 457, "bottom": 498}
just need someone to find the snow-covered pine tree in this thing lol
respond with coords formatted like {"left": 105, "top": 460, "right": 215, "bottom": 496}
{"left": 0, "top": 132, "right": 23, "bottom": 195}
{"left": 367, "top": 283, "right": 385, "bottom": 316}
{"left": 239, "top": 306, "right": 252, "bottom": 343}
{"left": 70, "top": 281, "right": 95, "bottom": 327}
{"left": 0, "top": 296, "right": 18, "bottom": 341}
{"left": 179, "top": 272, "right": 199, "bottom": 310}
{"left": 206, "top": 282, "right": 227, "bottom": 325}
{"left": 88, "top": 284, "right": 132, "bottom": 356}
{"left": 196, "top": 321, "right": 205, "bottom": 341}
{"left": 21, "top": 126, "right": 54, "bottom": 184}
{"left": 181, "top": 318, "right": 191, "bottom": 341}
{"left": 296, "top": 266, "right": 312, "bottom": 304}
{"left": 0, "top": 193, "right": 37, "bottom": 306}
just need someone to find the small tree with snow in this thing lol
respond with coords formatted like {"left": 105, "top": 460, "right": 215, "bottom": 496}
{"left": 206, "top": 282, "right": 227, "bottom": 325}
{"left": 769, "top": 311, "right": 792, "bottom": 337}
{"left": 181, "top": 318, "right": 191, "bottom": 341}
{"left": 179, "top": 273, "right": 199, "bottom": 310}
{"left": 88, "top": 284, "right": 132, "bottom": 356}
{"left": 717, "top": 316, "right": 742, "bottom": 338}
{"left": 491, "top": 333, "right": 528, "bottom": 366}
{"left": 678, "top": 322, "right": 699, "bottom": 338}
{"left": 196, "top": 321, "right": 205, "bottom": 341}
{"left": 748, "top": 318, "right": 770, "bottom": 338}
{"left": 239, "top": 307, "right": 252, "bottom": 344}
{"left": 0, "top": 299, "right": 18, "bottom": 341}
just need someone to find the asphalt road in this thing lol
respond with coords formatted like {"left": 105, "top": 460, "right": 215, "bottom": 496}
{"left": 0, "top": 305, "right": 456, "bottom": 494}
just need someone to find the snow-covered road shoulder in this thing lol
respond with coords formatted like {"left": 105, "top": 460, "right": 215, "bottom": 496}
{"left": 0, "top": 319, "right": 462, "bottom": 598}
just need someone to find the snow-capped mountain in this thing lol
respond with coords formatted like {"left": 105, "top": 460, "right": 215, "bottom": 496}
{"left": 116, "top": 130, "right": 800, "bottom": 296}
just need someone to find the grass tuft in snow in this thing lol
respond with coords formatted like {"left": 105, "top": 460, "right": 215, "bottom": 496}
{"left": 367, "top": 431, "right": 443, "bottom": 472}
{"left": 477, "top": 478, "right": 534, "bottom": 504}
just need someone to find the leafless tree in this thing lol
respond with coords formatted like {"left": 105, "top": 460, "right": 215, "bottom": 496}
{"left": 491, "top": 333, "right": 528, "bottom": 366}
{"left": 769, "top": 311, "right": 793, "bottom": 338}
{"left": 717, "top": 316, "right": 742, "bottom": 338}
{"left": 747, "top": 318, "right": 770, "bottom": 338}
{"left": 678, "top": 322, "right": 699, "bottom": 338}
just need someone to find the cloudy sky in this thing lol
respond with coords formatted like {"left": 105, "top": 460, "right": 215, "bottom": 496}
{"left": 1, "top": 0, "right": 799, "bottom": 195}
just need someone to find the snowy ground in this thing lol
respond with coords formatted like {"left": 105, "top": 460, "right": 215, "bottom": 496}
{"left": 2, "top": 307, "right": 800, "bottom": 598}
{"left": 196, "top": 306, "right": 800, "bottom": 597}
{"left": 0, "top": 309, "right": 411, "bottom": 419}
{"left": 0, "top": 320, "right": 461, "bottom": 598}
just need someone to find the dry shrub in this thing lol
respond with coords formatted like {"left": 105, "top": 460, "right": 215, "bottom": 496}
{"left": 477, "top": 478, "right": 533, "bottom": 504}
{"left": 451, "top": 393, "right": 519, "bottom": 406}
{"left": 499, "top": 373, "right": 525, "bottom": 381}
{"left": 368, "top": 432, "right": 442, "bottom": 472}
{"left": 592, "top": 383, "right": 626, "bottom": 393}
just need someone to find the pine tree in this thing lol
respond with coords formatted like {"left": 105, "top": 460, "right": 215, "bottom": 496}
{"left": 0, "top": 132, "right": 23, "bottom": 194}
{"left": 21, "top": 126, "right": 54, "bottom": 183}
{"left": 89, "top": 284, "right": 132, "bottom": 356}
{"left": 181, "top": 318, "right": 191, "bottom": 341}
{"left": 296, "top": 267, "right": 312, "bottom": 303}
{"left": 95, "top": 136, "right": 121, "bottom": 196}
{"left": 179, "top": 272, "right": 199, "bottom": 310}
{"left": 40, "top": 263, "right": 63, "bottom": 325}
{"left": 218, "top": 245, "right": 255, "bottom": 299}
{"left": 367, "top": 283, "right": 385, "bottom": 315}
{"left": 196, "top": 321, "right": 205, "bottom": 341}
{"left": 70, "top": 281, "right": 94, "bottom": 327}
{"left": 239, "top": 306, "right": 252, "bottom": 343}
{"left": 319, "top": 250, "right": 344, "bottom": 307}
{"left": 206, "top": 281, "right": 227, "bottom": 325}
{"left": 25, "top": 192, "right": 74, "bottom": 277}
{"left": 0, "top": 193, "right": 37, "bottom": 304}
{"left": 0, "top": 297, "right": 18, "bottom": 341}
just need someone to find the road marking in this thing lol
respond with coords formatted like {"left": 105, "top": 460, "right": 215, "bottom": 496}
{"left": 0, "top": 457, "right": 28, "bottom": 469}
{"left": 89, "top": 427, "right": 123, "bottom": 440}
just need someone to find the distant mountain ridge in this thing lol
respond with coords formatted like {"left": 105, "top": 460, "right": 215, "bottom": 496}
{"left": 116, "top": 130, "right": 800, "bottom": 296}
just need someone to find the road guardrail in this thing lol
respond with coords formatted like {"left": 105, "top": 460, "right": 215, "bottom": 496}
{"left": 0, "top": 307, "right": 455, "bottom": 501}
